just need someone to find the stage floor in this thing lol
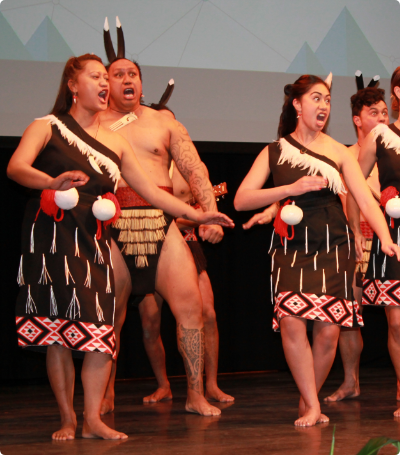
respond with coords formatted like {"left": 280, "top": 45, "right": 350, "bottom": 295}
{"left": 1, "top": 368, "right": 400, "bottom": 455}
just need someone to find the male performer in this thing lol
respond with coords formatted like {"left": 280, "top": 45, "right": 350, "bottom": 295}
{"left": 99, "top": 19, "right": 226, "bottom": 416}
{"left": 325, "top": 74, "right": 389, "bottom": 401}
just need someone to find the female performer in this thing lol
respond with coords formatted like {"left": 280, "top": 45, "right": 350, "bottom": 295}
{"left": 348, "top": 66, "right": 400, "bottom": 416}
{"left": 7, "top": 54, "right": 233, "bottom": 440}
{"left": 234, "top": 74, "right": 399, "bottom": 427}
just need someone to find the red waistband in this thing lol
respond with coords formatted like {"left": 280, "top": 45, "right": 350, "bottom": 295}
{"left": 116, "top": 186, "right": 173, "bottom": 208}
{"left": 360, "top": 221, "right": 374, "bottom": 239}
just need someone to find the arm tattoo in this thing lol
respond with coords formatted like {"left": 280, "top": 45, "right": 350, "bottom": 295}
{"left": 170, "top": 122, "right": 217, "bottom": 212}
{"left": 177, "top": 324, "right": 205, "bottom": 395}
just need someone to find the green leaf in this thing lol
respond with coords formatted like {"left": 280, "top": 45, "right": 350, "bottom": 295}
{"left": 357, "top": 436, "right": 400, "bottom": 455}
{"left": 330, "top": 425, "right": 336, "bottom": 455}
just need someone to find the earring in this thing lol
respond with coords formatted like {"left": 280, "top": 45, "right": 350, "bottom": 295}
{"left": 297, "top": 111, "right": 302, "bottom": 119}
{"left": 73, "top": 93, "right": 77, "bottom": 104}
{"left": 140, "top": 93, "right": 145, "bottom": 99}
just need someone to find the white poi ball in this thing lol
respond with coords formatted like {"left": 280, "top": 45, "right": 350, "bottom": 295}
{"left": 386, "top": 196, "right": 400, "bottom": 219}
{"left": 92, "top": 196, "right": 116, "bottom": 221}
{"left": 281, "top": 203, "right": 303, "bottom": 225}
{"left": 54, "top": 187, "right": 79, "bottom": 210}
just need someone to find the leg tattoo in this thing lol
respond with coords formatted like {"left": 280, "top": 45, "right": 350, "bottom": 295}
{"left": 177, "top": 324, "right": 205, "bottom": 395}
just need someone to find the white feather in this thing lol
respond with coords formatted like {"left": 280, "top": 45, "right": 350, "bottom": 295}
{"left": 371, "top": 124, "right": 400, "bottom": 155}
{"left": 278, "top": 138, "right": 346, "bottom": 195}
{"left": 104, "top": 17, "right": 109, "bottom": 32}
{"left": 38, "top": 115, "right": 120, "bottom": 191}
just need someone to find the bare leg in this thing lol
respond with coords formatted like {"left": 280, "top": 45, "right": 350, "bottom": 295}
{"left": 280, "top": 317, "right": 321, "bottom": 427}
{"left": 156, "top": 222, "right": 220, "bottom": 416}
{"left": 299, "top": 321, "right": 340, "bottom": 419}
{"left": 385, "top": 308, "right": 400, "bottom": 416}
{"left": 324, "top": 328, "right": 362, "bottom": 402}
{"left": 199, "top": 271, "right": 234, "bottom": 403}
{"left": 139, "top": 293, "right": 172, "bottom": 403}
{"left": 46, "top": 345, "right": 77, "bottom": 440}
{"left": 101, "top": 240, "right": 131, "bottom": 415}
{"left": 82, "top": 352, "right": 127, "bottom": 439}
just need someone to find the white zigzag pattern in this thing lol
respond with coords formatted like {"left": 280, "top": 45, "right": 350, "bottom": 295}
{"left": 278, "top": 138, "right": 346, "bottom": 195}
{"left": 37, "top": 115, "right": 121, "bottom": 191}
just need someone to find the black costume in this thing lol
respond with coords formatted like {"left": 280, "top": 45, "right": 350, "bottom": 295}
{"left": 363, "top": 124, "right": 400, "bottom": 306}
{"left": 16, "top": 114, "right": 120, "bottom": 357}
{"left": 269, "top": 136, "right": 363, "bottom": 330}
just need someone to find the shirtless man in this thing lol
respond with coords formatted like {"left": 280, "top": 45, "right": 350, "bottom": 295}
{"left": 99, "top": 26, "right": 228, "bottom": 416}
{"left": 324, "top": 84, "right": 389, "bottom": 402}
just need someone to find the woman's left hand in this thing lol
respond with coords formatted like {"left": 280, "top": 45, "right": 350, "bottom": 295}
{"left": 381, "top": 243, "right": 400, "bottom": 261}
{"left": 196, "top": 212, "right": 234, "bottom": 228}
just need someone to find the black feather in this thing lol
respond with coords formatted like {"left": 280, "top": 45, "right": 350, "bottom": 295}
{"left": 117, "top": 25, "right": 125, "bottom": 59}
{"left": 159, "top": 83, "right": 174, "bottom": 106}
{"left": 103, "top": 29, "right": 116, "bottom": 63}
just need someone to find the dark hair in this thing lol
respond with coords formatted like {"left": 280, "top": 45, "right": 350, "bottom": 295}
{"left": 149, "top": 103, "right": 175, "bottom": 118}
{"left": 277, "top": 75, "right": 330, "bottom": 138}
{"left": 350, "top": 87, "right": 386, "bottom": 118}
{"left": 106, "top": 58, "right": 143, "bottom": 81}
{"left": 50, "top": 54, "right": 103, "bottom": 116}
{"left": 391, "top": 67, "right": 400, "bottom": 112}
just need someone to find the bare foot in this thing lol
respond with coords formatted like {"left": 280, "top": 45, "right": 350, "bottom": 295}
{"left": 205, "top": 385, "right": 235, "bottom": 403}
{"left": 185, "top": 394, "right": 221, "bottom": 416}
{"left": 52, "top": 418, "right": 77, "bottom": 441}
{"left": 295, "top": 407, "right": 322, "bottom": 427}
{"left": 317, "top": 413, "right": 330, "bottom": 423}
{"left": 324, "top": 384, "right": 360, "bottom": 402}
{"left": 143, "top": 387, "right": 173, "bottom": 403}
{"left": 100, "top": 397, "right": 114, "bottom": 415}
{"left": 82, "top": 418, "right": 128, "bottom": 440}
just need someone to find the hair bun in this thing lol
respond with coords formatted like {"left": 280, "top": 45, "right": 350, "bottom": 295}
{"left": 284, "top": 84, "right": 293, "bottom": 96}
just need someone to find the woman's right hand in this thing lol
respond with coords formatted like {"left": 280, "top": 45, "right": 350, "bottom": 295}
{"left": 49, "top": 171, "right": 89, "bottom": 191}
{"left": 354, "top": 232, "right": 366, "bottom": 263}
{"left": 289, "top": 176, "right": 327, "bottom": 196}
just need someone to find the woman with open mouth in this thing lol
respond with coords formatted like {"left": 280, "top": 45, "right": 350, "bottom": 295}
{"left": 234, "top": 74, "right": 400, "bottom": 427}
{"left": 7, "top": 53, "right": 233, "bottom": 441}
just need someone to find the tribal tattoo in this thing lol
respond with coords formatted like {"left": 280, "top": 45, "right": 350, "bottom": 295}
{"left": 170, "top": 122, "right": 217, "bottom": 213}
{"left": 177, "top": 324, "right": 205, "bottom": 395}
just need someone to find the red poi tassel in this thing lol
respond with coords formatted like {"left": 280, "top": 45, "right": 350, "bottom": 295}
{"left": 95, "top": 192, "right": 121, "bottom": 240}
{"left": 35, "top": 189, "right": 64, "bottom": 222}
{"left": 380, "top": 186, "right": 399, "bottom": 227}
{"left": 273, "top": 199, "right": 295, "bottom": 245}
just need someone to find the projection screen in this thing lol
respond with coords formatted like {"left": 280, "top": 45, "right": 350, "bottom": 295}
{"left": 1, "top": 0, "right": 399, "bottom": 145}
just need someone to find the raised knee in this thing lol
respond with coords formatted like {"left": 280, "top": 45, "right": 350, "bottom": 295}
{"left": 202, "top": 307, "right": 216, "bottom": 325}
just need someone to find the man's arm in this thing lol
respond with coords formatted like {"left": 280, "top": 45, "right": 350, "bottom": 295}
{"left": 170, "top": 121, "right": 217, "bottom": 212}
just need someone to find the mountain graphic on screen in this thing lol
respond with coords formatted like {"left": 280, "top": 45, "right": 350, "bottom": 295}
{"left": 314, "top": 7, "right": 389, "bottom": 77}
{"left": 286, "top": 42, "right": 326, "bottom": 75}
{"left": 25, "top": 16, "right": 74, "bottom": 62}
{"left": 0, "top": 12, "right": 32, "bottom": 60}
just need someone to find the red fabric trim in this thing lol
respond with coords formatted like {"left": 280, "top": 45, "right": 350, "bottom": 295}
{"left": 116, "top": 186, "right": 173, "bottom": 208}
{"left": 182, "top": 228, "right": 198, "bottom": 241}
{"left": 360, "top": 221, "right": 374, "bottom": 240}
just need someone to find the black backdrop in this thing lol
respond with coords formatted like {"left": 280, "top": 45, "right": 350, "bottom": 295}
{"left": 0, "top": 138, "right": 392, "bottom": 383}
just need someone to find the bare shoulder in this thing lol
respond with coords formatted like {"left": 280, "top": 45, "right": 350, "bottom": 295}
{"left": 25, "top": 118, "right": 52, "bottom": 137}
{"left": 97, "top": 126, "right": 128, "bottom": 158}
{"left": 347, "top": 143, "right": 359, "bottom": 159}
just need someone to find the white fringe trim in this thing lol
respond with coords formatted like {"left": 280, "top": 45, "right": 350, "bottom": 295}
{"left": 284, "top": 237, "right": 287, "bottom": 255}
{"left": 94, "top": 236, "right": 104, "bottom": 264}
{"left": 397, "top": 227, "right": 400, "bottom": 247}
{"left": 38, "top": 115, "right": 121, "bottom": 191}
{"left": 382, "top": 255, "right": 387, "bottom": 277}
{"left": 371, "top": 123, "right": 400, "bottom": 155}
{"left": 38, "top": 254, "right": 52, "bottom": 284}
{"left": 25, "top": 285, "right": 37, "bottom": 314}
{"left": 106, "top": 240, "right": 113, "bottom": 269}
{"left": 373, "top": 253, "right": 376, "bottom": 278}
{"left": 326, "top": 224, "right": 330, "bottom": 253}
{"left": 106, "top": 265, "right": 111, "bottom": 293}
{"left": 75, "top": 228, "right": 80, "bottom": 257}
{"left": 96, "top": 292, "right": 105, "bottom": 322}
{"left": 113, "top": 297, "right": 116, "bottom": 326}
{"left": 30, "top": 223, "right": 35, "bottom": 253}
{"left": 50, "top": 285, "right": 58, "bottom": 316}
{"left": 66, "top": 288, "right": 81, "bottom": 320}
{"left": 336, "top": 245, "right": 339, "bottom": 273}
{"left": 291, "top": 250, "right": 297, "bottom": 267}
{"left": 17, "top": 255, "right": 24, "bottom": 286}
{"left": 346, "top": 225, "right": 350, "bottom": 259}
{"left": 377, "top": 239, "right": 380, "bottom": 255}
{"left": 305, "top": 226, "right": 308, "bottom": 254}
{"left": 314, "top": 251, "right": 318, "bottom": 271}
{"left": 345, "top": 271, "right": 348, "bottom": 299}
{"left": 64, "top": 256, "right": 75, "bottom": 285}
{"left": 278, "top": 138, "right": 346, "bottom": 194}
{"left": 271, "top": 249, "right": 277, "bottom": 272}
{"left": 322, "top": 269, "right": 326, "bottom": 293}
{"left": 300, "top": 268, "right": 303, "bottom": 293}
{"left": 275, "top": 267, "right": 281, "bottom": 294}
{"left": 270, "top": 275, "right": 274, "bottom": 304}
{"left": 50, "top": 222, "right": 56, "bottom": 254}
{"left": 84, "top": 260, "right": 91, "bottom": 288}
{"left": 268, "top": 229, "right": 275, "bottom": 254}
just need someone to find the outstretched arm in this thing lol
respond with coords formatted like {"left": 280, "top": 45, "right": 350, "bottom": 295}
{"left": 120, "top": 137, "right": 233, "bottom": 227}
{"left": 343, "top": 136, "right": 399, "bottom": 259}
{"left": 242, "top": 202, "right": 279, "bottom": 230}
{"left": 170, "top": 121, "right": 217, "bottom": 212}
{"left": 7, "top": 120, "right": 89, "bottom": 190}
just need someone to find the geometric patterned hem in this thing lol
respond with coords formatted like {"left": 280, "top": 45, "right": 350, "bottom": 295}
{"left": 272, "top": 291, "right": 364, "bottom": 332}
{"left": 363, "top": 279, "right": 400, "bottom": 307}
{"left": 16, "top": 316, "right": 116, "bottom": 359}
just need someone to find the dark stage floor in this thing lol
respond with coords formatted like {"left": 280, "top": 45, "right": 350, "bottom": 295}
{"left": 2, "top": 369, "right": 400, "bottom": 455}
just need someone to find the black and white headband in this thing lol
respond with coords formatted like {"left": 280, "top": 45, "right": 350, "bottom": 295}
{"left": 103, "top": 16, "right": 125, "bottom": 63}
{"left": 355, "top": 70, "right": 380, "bottom": 91}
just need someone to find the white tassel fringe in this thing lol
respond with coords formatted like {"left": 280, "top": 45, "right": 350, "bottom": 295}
{"left": 38, "top": 254, "right": 52, "bottom": 284}
{"left": 322, "top": 269, "right": 326, "bottom": 293}
{"left": 268, "top": 230, "right": 275, "bottom": 254}
{"left": 106, "top": 265, "right": 111, "bottom": 293}
{"left": 50, "top": 285, "right": 58, "bottom": 316}
{"left": 65, "top": 256, "right": 75, "bottom": 285}
{"left": 17, "top": 255, "right": 24, "bottom": 286}
{"left": 94, "top": 236, "right": 104, "bottom": 264}
{"left": 84, "top": 260, "right": 91, "bottom": 288}
{"left": 96, "top": 292, "right": 105, "bottom": 322}
{"left": 25, "top": 285, "right": 37, "bottom": 314}
{"left": 275, "top": 268, "right": 281, "bottom": 294}
{"left": 314, "top": 251, "right": 318, "bottom": 271}
{"left": 75, "top": 228, "right": 80, "bottom": 257}
{"left": 271, "top": 249, "right": 277, "bottom": 272}
{"left": 50, "top": 222, "right": 56, "bottom": 254}
{"left": 382, "top": 255, "right": 387, "bottom": 277}
{"left": 336, "top": 245, "right": 339, "bottom": 273}
{"left": 326, "top": 224, "right": 330, "bottom": 253}
{"left": 106, "top": 240, "right": 113, "bottom": 269}
{"left": 30, "top": 223, "right": 35, "bottom": 253}
{"left": 66, "top": 288, "right": 81, "bottom": 319}
{"left": 291, "top": 250, "right": 297, "bottom": 267}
